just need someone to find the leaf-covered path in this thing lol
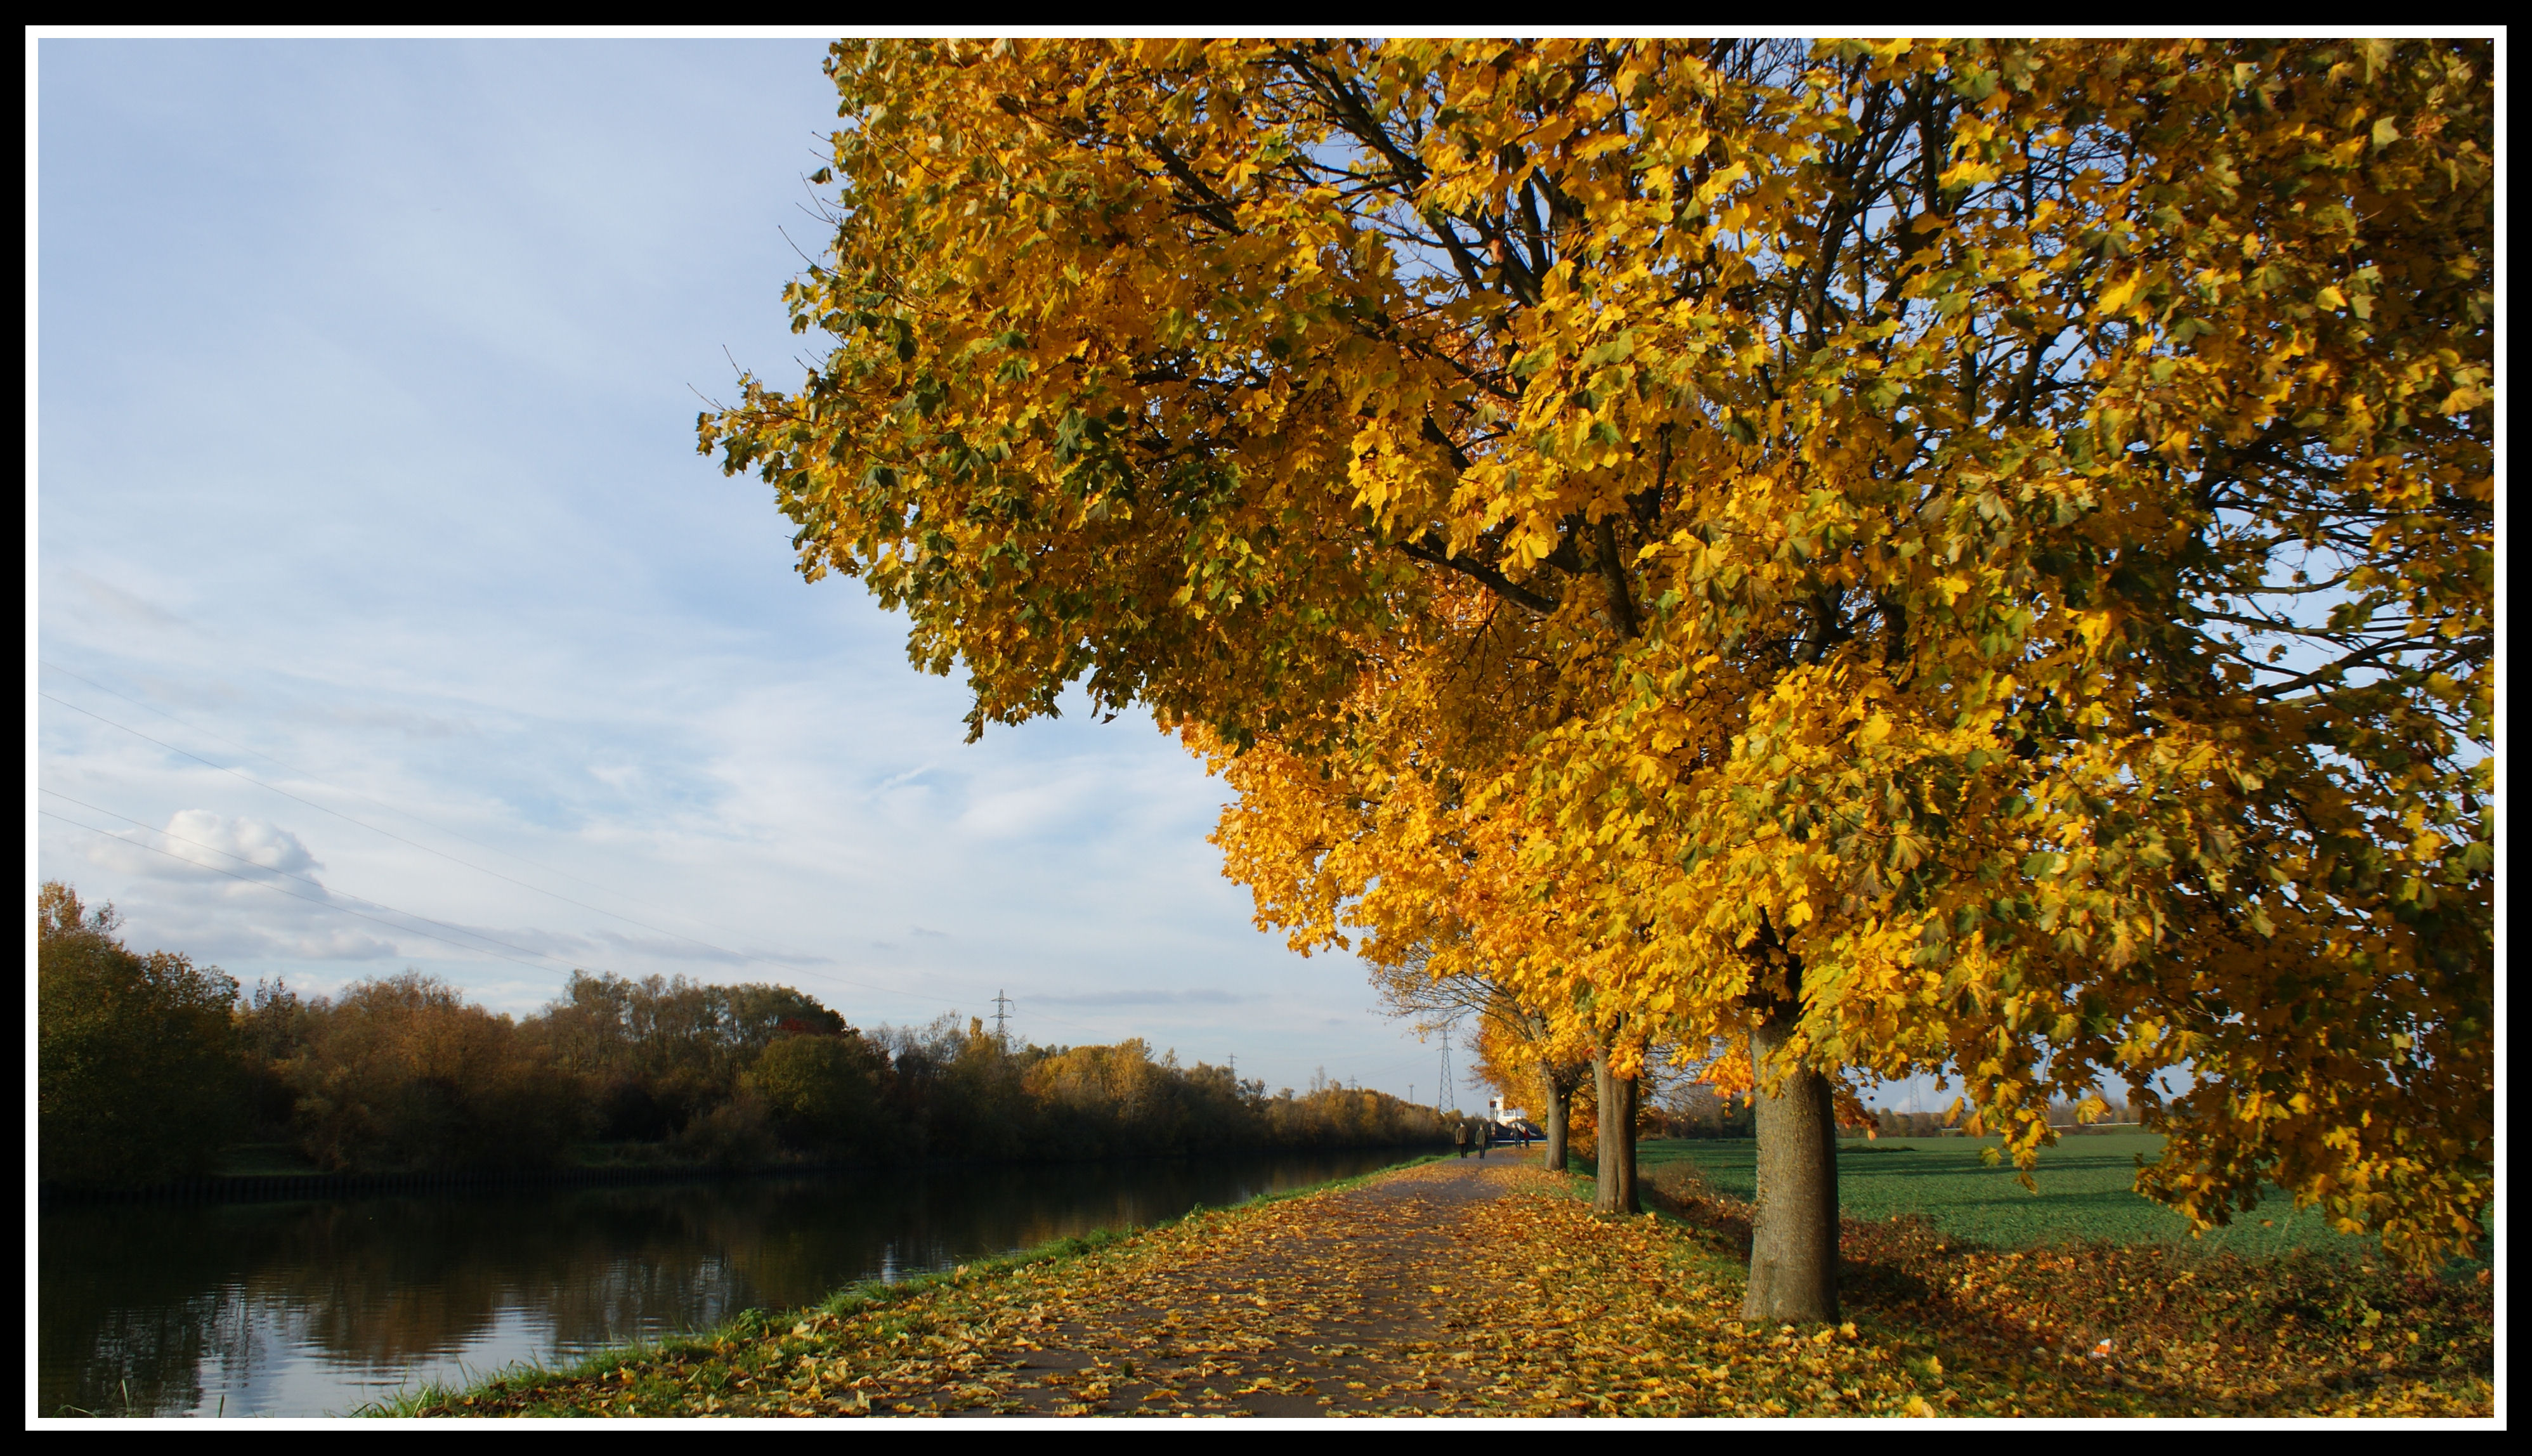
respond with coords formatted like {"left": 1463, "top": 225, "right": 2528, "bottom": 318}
{"left": 420, "top": 1155, "right": 2492, "bottom": 1419}
{"left": 940, "top": 1152, "right": 1530, "bottom": 1415}
{"left": 447, "top": 1157, "right": 1540, "bottom": 1417}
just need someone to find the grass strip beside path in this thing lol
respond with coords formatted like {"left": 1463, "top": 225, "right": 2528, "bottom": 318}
{"left": 406, "top": 1157, "right": 2491, "bottom": 1418}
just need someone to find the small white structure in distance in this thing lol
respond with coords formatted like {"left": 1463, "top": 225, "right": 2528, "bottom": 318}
{"left": 1487, "top": 1097, "right": 1527, "bottom": 1124}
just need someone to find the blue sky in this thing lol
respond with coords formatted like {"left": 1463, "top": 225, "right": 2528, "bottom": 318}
{"left": 32, "top": 38, "right": 1472, "bottom": 1104}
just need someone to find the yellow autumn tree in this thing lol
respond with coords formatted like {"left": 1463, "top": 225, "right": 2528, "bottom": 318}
{"left": 705, "top": 39, "right": 2493, "bottom": 1318}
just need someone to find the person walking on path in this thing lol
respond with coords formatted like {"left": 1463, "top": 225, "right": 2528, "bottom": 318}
{"left": 1454, "top": 1119, "right": 1471, "bottom": 1159}
{"left": 1478, "top": 1120, "right": 1492, "bottom": 1159}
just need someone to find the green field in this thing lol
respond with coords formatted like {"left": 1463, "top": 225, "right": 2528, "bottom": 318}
{"left": 1637, "top": 1134, "right": 2387, "bottom": 1259}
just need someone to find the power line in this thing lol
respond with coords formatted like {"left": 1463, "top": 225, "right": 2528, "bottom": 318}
{"left": 37, "top": 691, "right": 1002, "bottom": 1011}
{"left": 37, "top": 764, "right": 1119, "bottom": 1039}
{"left": 41, "top": 691, "right": 799, "bottom": 966}
{"left": 36, "top": 809, "right": 1123, "bottom": 1048}
{"left": 39, "top": 810, "right": 584, "bottom": 980}
{"left": 40, "top": 790, "right": 1014, "bottom": 1020}
{"left": 40, "top": 660, "right": 1062, "bottom": 1020}
{"left": 40, "top": 788, "right": 606, "bottom": 973}
{"left": 1336, "top": 1043, "right": 1456, "bottom": 1081}
{"left": 39, "top": 660, "right": 656, "bottom": 908}
{"left": 41, "top": 768, "right": 1031, "bottom": 1017}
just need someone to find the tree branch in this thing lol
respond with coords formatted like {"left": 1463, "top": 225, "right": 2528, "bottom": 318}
{"left": 1395, "top": 532, "right": 1560, "bottom": 615}
{"left": 2251, "top": 634, "right": 2440, "bottom": 700}
{"left": 1145, "top": 136, "right": 1246, "bottom": 235}
{"left": 1594, "top": 516, "right": 1641, "bottom": 639}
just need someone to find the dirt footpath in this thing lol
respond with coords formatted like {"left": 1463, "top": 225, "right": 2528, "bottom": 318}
{"left": 966, "top": 1155, "right": 1525, "bottom": 1415}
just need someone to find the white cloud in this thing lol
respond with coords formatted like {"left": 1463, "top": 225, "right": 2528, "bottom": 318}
{"left": 82, "top": 809, "right": 321, "bottom": 884}
{"left": 168, "top": 809, "right": 322, "bottom": 876}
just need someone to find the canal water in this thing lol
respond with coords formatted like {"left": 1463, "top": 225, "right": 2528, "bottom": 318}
{"left": 39, "top": 1148, "right": 1418, "bottom": 1418}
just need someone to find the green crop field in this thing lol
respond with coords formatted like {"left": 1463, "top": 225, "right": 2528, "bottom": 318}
{"left": 1636, "top": 1134, "right": 2386, "bottom": 1259}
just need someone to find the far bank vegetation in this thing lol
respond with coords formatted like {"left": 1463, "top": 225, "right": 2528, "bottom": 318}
{"left": 37, "top": 881, "right": 1442, "bottom": 1188}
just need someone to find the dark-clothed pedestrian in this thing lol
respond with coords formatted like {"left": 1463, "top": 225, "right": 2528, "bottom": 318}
{"left": 1479, "top": 1119, "right": 1493, "bottom": 1159}
{"left": 1454, "top": 1120, "right": 1471, "bottom": 1158}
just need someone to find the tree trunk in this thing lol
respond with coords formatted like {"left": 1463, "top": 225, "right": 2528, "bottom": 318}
{"left": 1742, "top": 1004, "right": 1839, "bottom": 1323}
{"left": 1539, "top": 1069, "right": 1571, "bottom": 1172}
{"left": 1591, "top": 1053, "right": 1638, "bottom": 1214}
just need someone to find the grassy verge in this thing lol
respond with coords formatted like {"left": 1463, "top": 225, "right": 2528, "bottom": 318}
{"left": 1633, "top": 1135, "right": 2416, "bottom": 1258}
{"left": 375, "top": 1152, "right": 1446, "bottom": 1417}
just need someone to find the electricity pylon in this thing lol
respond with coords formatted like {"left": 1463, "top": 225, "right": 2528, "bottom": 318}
{"left": 1437, "top": 1025, "right": 1453, "bottom": 1115}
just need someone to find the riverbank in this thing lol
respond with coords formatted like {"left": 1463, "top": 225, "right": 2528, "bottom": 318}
{"left": 41, "top": 1138, "right": 1453, "bottom": 1207}
{"left": 398, "top": 1155, "right": 2491, "bottom": 1418}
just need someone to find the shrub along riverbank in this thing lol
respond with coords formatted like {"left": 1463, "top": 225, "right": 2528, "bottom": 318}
{"left": 39, "top": 881, "right": 1445, "bottom": 1191}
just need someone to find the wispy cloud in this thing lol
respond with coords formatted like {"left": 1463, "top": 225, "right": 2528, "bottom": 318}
{"left": 872, "top": 763, "right": 934, "bottom": 795}
{"left": 60, "top": 569, "right": 200, "bottom": 635}
{"left": 1036, "top": 988, "right": 1254, "bottom": 1009}
{"left": 581, "top": 928, "right": 837, "bottom": 968}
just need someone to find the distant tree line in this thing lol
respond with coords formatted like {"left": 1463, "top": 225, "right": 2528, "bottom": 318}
{"left": 1643, "top": 1081, "right": 1758, "bottom": 1141}
{"left": 1603, "top": 1076, "right": 2136, "bottom": 1144}
{"left": 37, "top": 882, "right": 1447, "bottom": 1187}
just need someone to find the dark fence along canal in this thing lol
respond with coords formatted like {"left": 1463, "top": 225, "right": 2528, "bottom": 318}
{"left": 41, "top": 1148, "right": 1419, "bottom": 1418}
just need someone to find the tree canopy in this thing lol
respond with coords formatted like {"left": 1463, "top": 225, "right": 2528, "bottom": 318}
{"left": 705, "top": 39, "right": 2491, "bottom": 1264}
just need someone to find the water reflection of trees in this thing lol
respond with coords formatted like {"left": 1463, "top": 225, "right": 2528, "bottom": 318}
{"left": 41, "top": 1150, "right": 1399, "bottom": 1416}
